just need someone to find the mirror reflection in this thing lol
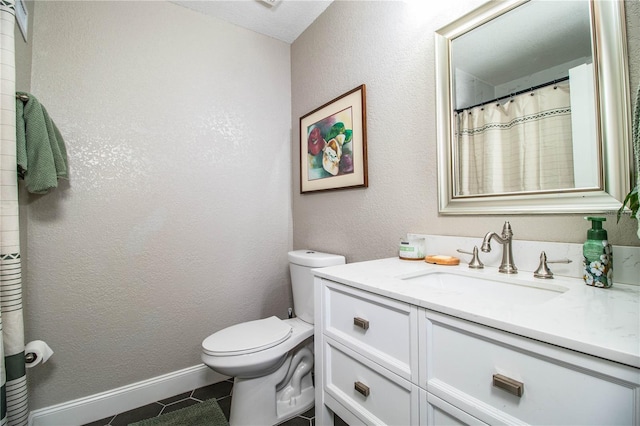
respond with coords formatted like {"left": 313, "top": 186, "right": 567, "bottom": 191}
{"left": 451, "top": 1, "right": 597, "bottom": 197}
{"left": 435, "top": 0, "right": 631, "bottom": 215}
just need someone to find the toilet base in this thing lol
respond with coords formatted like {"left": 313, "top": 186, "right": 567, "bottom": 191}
{"left": 229, "top": 340, "right": 314, "bottom": 426}
{"left": 276, "top": 385, "right": 314, "bottom": 423}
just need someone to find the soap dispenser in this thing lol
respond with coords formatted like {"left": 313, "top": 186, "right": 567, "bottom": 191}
{"left": 582, "top": 217, "right": 613, "bottom": 288}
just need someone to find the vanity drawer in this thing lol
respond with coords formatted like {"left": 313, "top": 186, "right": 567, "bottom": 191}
{"left": 424, "top": 311, "right": 640, "bottom": 425}
{"left": 322, "top": 280, "right": 417, "bottom": 379}
{"left": 421, "top": 389, "right": 488, "bottom": 426}
{"left": 324, "top": 337, "right": 419, "bottom": 426}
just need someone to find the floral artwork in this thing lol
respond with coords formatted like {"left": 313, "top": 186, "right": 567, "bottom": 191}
{"left": 306, "top": 109, "right": 354, "bottom": 181}
{"left": 299, "top": 85, "right": 367, "bottom": 193}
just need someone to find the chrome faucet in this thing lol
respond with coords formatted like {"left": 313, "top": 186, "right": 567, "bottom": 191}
{"left": 481, "top": 221, "right": 517, "bottom": 274}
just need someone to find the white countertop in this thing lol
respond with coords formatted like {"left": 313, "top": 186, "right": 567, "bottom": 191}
{"left": 313, "top": 257, "right": 640, "bottom": 369}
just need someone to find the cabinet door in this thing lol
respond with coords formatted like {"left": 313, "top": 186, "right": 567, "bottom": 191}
{"left": 422, "top": 310, "right": 640, "bottom": 425}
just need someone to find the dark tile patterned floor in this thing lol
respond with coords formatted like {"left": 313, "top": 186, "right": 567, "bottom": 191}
{"left": 81, "top": 379, "right": 317, "bottom": 426}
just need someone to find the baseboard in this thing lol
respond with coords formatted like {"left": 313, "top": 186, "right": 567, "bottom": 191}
{"left": 28, "top": 364, "right": 228, "bottom": 426}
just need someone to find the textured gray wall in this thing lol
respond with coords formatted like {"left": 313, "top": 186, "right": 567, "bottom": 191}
{"left": 291, "top": 0, "right": 640, "bottom": 264}
{"left": 24, "top": 1, "right": 292, "bottom": 409}
{"left": 13, "top": 0, "right": 31, "bottom": 92}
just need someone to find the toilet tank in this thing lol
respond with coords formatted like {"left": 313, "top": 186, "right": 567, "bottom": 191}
{"left": 288, "top": 250, "right": 345, "bottom": 324}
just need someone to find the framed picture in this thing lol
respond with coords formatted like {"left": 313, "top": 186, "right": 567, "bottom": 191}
{"left": 300, "top": 84, "right": 368, "bottom": 193}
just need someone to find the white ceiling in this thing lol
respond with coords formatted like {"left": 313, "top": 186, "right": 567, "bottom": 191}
{"left": 452, "top": 1, "right": 592, "bottom": 86}
{"left": 171, "top": 0, "right": 333, "bottom": 44}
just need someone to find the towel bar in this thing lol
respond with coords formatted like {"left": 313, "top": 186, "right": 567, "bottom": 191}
{"left": 16, "top": 93, "right": 29, "bottom": 101}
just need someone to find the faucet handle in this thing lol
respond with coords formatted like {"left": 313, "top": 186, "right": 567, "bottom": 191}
{"left": 533, "top": 251, "right": 572, "bottom": 279}
{"left": 456, "top": 246, "right": 484, "bottom": 269}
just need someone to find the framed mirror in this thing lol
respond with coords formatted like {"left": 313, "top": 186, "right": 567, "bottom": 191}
{"left": 435, "top": 0, "right": 632, "bottom": 214}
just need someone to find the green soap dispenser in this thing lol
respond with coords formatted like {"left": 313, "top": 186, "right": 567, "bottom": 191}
{"left": 582, "top": 217, "right": 613, "bottom": 288}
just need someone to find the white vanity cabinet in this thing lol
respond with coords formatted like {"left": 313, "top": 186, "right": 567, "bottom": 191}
{"left": 315, "top": 278, "right": 640, "bottom": 425}
{"left": 421, "top": 310, "right": 640, "bottom": 426}
{"left": 316, "top": 279, "right": 420, "bottom": 425}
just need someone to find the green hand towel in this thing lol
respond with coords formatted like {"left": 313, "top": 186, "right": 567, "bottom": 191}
{"left": 15, "top": 92, "right": 68, "bottom": 194}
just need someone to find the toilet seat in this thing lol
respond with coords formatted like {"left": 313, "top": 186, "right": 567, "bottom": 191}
{"left": 202, "top": 316, "right": 292, "bottom": 357}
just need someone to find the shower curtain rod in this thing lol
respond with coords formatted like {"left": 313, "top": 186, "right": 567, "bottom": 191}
{"left": 454, "top": 76, "right": 570, "bottom": 113}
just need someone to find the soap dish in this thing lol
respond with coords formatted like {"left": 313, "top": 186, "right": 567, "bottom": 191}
{"left": 425, "top": 255, "right": 460, "bottom": 266}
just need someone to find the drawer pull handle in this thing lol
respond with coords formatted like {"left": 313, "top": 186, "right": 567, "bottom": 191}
{"left": 353, "top": 317, "right": 370, "bottom": 330}
{"left": 354, "top": 381, "right": 370, "bottom": 397}
{"left": 493, "top": 374, "right": 524, "bottom": 397}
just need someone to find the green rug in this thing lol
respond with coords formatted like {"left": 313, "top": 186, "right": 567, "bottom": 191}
{"left": 129, "top": 399, "right": 229, "bottom": 426}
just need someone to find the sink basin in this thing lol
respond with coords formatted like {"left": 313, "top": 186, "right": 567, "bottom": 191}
{"left": 401, "top": 271, "right": 569, "bottom": 306}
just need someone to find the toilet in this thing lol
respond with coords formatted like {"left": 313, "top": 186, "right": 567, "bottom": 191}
{"left": 201, "top": 250, "right": 345, "bottom": 426}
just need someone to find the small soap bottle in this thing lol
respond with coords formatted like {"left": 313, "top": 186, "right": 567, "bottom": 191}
{"left": 582, "top": 217, "right": 613, "bottom": 288}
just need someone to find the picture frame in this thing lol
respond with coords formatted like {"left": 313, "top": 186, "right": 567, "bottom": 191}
{"left": 300, "top": 84, "right": 368, "bottom": 193}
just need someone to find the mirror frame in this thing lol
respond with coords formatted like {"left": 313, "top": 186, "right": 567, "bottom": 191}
{"left": 435, "top": 0, "right": 632, "bottom": 215}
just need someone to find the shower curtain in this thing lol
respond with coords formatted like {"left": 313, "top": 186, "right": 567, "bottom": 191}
{"left": 456, "top": 81, "right": 574, "bottom": 196}
{"left": 0, "top": 1, "right": 29, "bottom": 425}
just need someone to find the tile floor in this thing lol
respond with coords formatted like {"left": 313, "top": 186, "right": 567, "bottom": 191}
{"left": 82, "top": 379, "right": 321, "bottom": 426}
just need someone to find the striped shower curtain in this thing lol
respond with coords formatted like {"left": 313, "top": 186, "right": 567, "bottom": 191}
{"left": 0, "top": 1, "right": 29, "bottom": 425}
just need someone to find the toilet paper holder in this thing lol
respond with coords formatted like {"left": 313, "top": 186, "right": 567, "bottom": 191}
{"left": 23, "top": 340, "right": 54, "bottom": 367}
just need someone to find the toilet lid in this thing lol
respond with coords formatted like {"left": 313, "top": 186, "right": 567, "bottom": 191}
{"left": 202, "top": 316, "right": 292, "bottom": 356}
